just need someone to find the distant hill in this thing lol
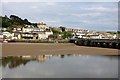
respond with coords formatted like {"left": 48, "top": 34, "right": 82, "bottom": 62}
{"left": 0, "top": 15, "right": 34, "bottom": 32}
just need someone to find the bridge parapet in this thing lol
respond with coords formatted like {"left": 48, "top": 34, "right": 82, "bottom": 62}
{"left": 69, "top": 39, "right": 120, "bottom": 49}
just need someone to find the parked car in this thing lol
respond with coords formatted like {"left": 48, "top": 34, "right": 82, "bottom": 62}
{"left": 0, "top": 39, "right": 3, "bottom": 43}
{"left": 0, "top": 39, "right": 8, "bottom": 43}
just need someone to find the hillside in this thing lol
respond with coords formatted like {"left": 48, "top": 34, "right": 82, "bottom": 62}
{"left": 0, "top": 15, "right": 35, "bottom": 32}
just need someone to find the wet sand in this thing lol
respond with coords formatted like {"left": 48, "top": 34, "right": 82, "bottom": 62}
{"left": 1, "top": 43, "right": 118, "bottom": 56}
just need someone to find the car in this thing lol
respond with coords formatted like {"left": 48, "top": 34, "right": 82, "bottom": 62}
{"left": 8, "top": 39, "right": 16, "bottom": 42}
{"left": 3, "top": 40, "right": 8, "bottom": 43}
{"left": 0, "top": 39, "right": 3, "bottom": 43}
{"left": 0, "top": 39, "right": 8, "bottom": 43}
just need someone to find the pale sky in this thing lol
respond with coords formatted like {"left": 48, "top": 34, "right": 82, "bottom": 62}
{"left": 1, "top": 1, "right": 119, "bottom": 31}
{"left": 1, "top": 0, "right": 120, "bottom": 2}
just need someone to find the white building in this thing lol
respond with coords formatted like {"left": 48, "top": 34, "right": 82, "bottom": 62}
{"left": 11, "top": 32, "right": 21, "bottom": 40}
{"left": 25, "top": 25, "right": 34, "bottom": 28}
{"left": 37, "top": 22, "right": 49, "bottom": 29}
{"left": 88, "top": 35, "right": 102, "bottom": 39}
{"left": 65, "top": 28, "right": 83, "bottom": 32}
{"left": 72, "top": 32, "right": 86, "bottom": 39}
{"left": 113, "top": 34, "right": 117, "bottom": 39}
{"left": 45, "top": 31, "right": 53, "bottom": 37}
{"left": 38, "top": 31, "right": 53, "bottom": 39}
{"left": 38, "top": 32, "right": 46, "bottom": 39}
{"left": 0, "top": 28, "right": 7, "bottom": 31}
{"left": 22, "top": 27, "right": 34, "bottom": 32}
{"left": 22, "top": 27, "right": 45, "bottom": 33}
{"left": 2, "top": 32, "right": 11, "bottom": 38}
{"left": 13, "top": 28, "right": 22, "bottom": 32}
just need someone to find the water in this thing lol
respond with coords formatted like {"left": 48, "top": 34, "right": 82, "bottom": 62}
{"left": 0, "top": 54, "right": 118, "bottom": 78}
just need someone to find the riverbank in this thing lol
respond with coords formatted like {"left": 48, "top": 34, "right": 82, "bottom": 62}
{"left": 1, "top": 43, "right": 118, "bottom": 56}
{"left": 15, "top": 39, "right": 69, "bottom": 43}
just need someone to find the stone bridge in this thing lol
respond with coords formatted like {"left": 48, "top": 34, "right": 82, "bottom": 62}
{"left": 69, "top": 39, "right": 120, "bottom": 49}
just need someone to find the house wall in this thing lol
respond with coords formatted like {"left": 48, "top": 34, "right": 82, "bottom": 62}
{"left": 2, "top": 32, "right": 11, "bottom": 37}
{"left": 38, "top": 34, "right": 47, "bottom": 39}
{"left": 37, "top": 24, "right": 49, "bottom": 29}
{"left": 38, "top": 31, "right": 53, "bottom": 39}
{"left": 22, "top": 28, "right": 34, "bottom": 32}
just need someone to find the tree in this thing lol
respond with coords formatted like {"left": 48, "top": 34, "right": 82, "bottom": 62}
{"left": 62, "top": 32, "right": 73, "bottom": 39}
{"left": 59, "top": 26, "right": 65, "bottom": 32}
{"left": 2, "top": 15, "right": 12, "bottom": 28}
{"left": 2, "top": 15, "right": 33, "bottom": 32}
{"left": 51, "top": 28, "right": 62, "bottom": 34}
{"left": 23, "top": 19, "right": 31, "bottom": 25}
{"left": 10, "top": 15, "right": 24, "bottom": 25}
{"left": 117, "top": 31, "right": 120, "bottom": 34}
{"left": 32, "top": 23, "right": 37, "bottom": 27}
{"left": 3, "top": 35, "right": 7, "bottom": 39}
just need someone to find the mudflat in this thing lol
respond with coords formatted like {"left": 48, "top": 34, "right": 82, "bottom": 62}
{"left": 1, "top": 43, "right": 118, "bottom": 56}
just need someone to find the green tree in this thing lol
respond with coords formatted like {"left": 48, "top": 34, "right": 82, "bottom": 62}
{"left": 2, "top": 15, "right": 33, "bottom": 32}
{"left": 62, "top": 32, "right": 73, "bottom": 39}
{"left": 23, "top": 19, "right": 31, "bottom": 25}
{"left": 117, "top": 31, "right": 120, "bottom": 34}
{"left": 2, "top": 15, "right": 12, "bottom": 28}
{"left": 51, "top": 28, "right": 62, "bottom": 34}
{"left": 59, "top": 26, "right": 65, "bottom": 32}
{"left": 10, "top": 15, "right": 24, "bottom": 25}
{"left": 3, "top": 35, "right": 7, "bottom": 39}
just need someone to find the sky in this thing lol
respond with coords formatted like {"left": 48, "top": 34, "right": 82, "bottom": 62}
{"left": 1, "top": 2, "right": 119, "bottom": 31}
{"left": 1, "top": 0, "right": 120, "bottom": 2}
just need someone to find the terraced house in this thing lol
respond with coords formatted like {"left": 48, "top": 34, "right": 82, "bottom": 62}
{"left": 12, "top": 22, "right": 53, "bottom": 40}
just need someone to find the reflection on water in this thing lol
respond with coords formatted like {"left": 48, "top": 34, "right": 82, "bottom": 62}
{"left": 1, "top": 54, "right": 71, "bottom": 69}
{"left": 1, "top": 54, "right": 118, "bottom": 78}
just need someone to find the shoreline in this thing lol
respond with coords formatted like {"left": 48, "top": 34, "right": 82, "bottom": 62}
{"left": 2, "top": 43, "right": 118, "bottom": 56}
